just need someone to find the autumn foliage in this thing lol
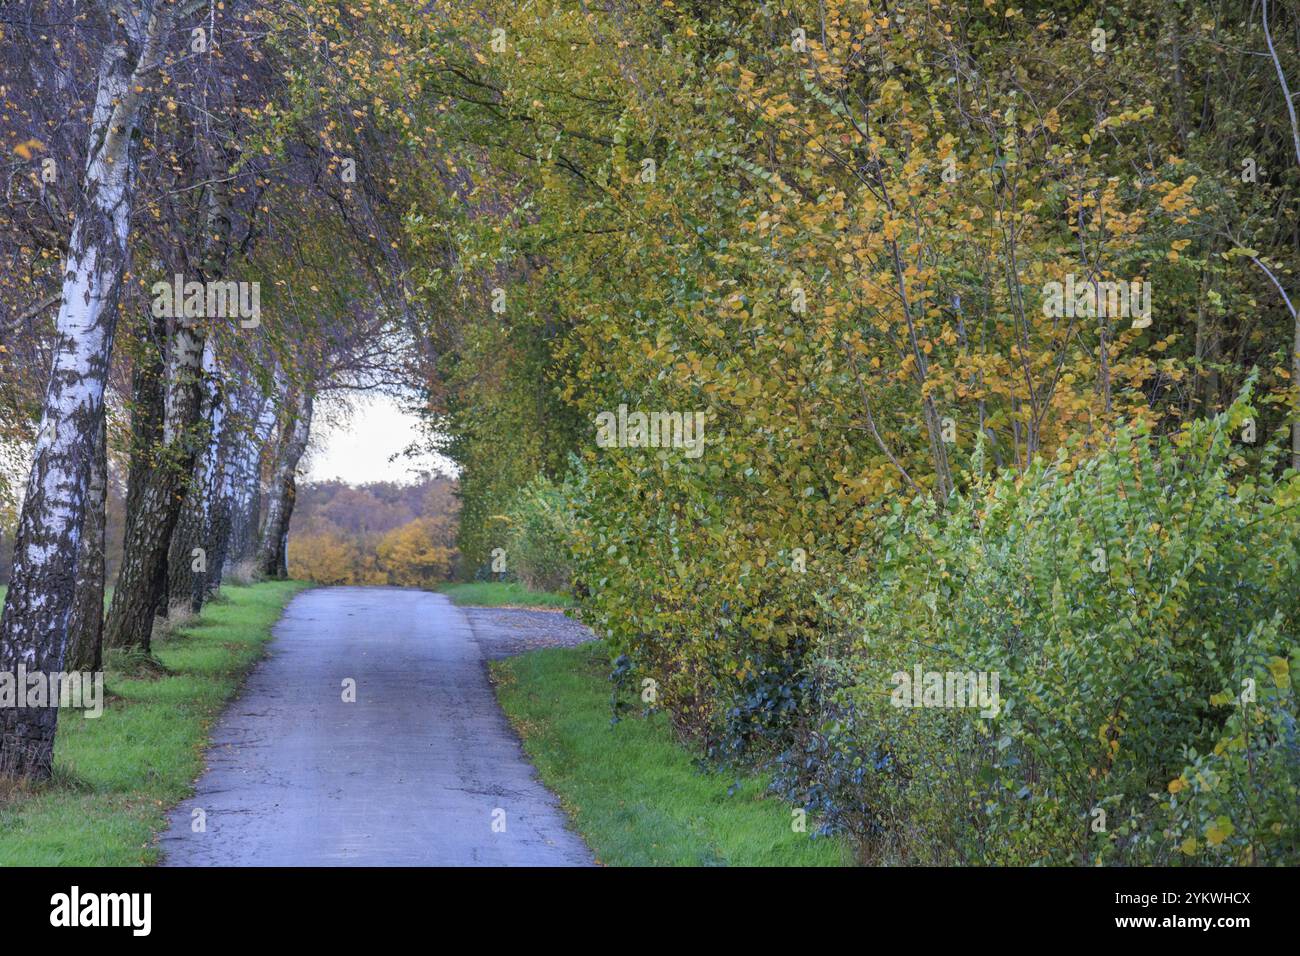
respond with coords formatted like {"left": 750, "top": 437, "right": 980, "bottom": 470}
{"left": 287, "top": 477, "right": 458, "bottom": 587}
{"left": 281, "top": 0, "right": 1300, "bottom": 863}
{"left": 4, "top": 0, "right": 1294, "bottom": 861}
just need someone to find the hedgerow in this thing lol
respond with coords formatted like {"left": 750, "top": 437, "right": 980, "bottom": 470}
{"left": 336, "top": 0, "right": 1300, "bottom": 865}
{"left": 777, "top": 388, "right": 1300, "bottom": 864}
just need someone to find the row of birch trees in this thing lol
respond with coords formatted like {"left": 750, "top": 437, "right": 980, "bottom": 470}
{"left": 0, "top": 0, "right": 414, "bottom": 778}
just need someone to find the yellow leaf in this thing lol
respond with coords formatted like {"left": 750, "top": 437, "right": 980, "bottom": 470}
{"left": 1205, "top": 817, "right": 1234, "bottom": 846}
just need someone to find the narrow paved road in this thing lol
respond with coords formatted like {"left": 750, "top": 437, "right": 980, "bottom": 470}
{"left": 159, "top": 587, "right": 593, "bottom": 866}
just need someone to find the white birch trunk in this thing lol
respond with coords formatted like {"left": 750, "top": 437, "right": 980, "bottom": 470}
{"left": 0, "top": 22, "right": 165, "bottom": 776}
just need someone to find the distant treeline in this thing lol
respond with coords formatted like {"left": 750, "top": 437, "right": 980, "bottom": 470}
{"left": 287, "top": 475, "right": 459, "bottom": 587}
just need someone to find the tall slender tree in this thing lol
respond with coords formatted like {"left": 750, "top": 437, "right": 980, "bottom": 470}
{"left": 0, "top": 1, "right": 200, "bottom": 778}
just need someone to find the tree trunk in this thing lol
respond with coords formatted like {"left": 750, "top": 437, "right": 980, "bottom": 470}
{"left": 224, "top": 386, "right": 278, "bottom": 575}
{"left": 166, "top": 347, "right": 215, "bottom": 616}
{"left": 200, "top": 389, "right": 242, "bottom": 601}
{"left": 183, "top": 340, "right": 226, "bottom": 611}
{"left": 115, "top": 312, "right": 167, "bottom": 626}
{"left": 105, "top": 139, "right": 232, "bottom": 648}
{"left": 167, "top": 479, "right": 203, "bottom": 613}
{"left": 66, "top": 410, "right": 107, "bottom": 674}
{"left": 0, "top": 27, "right": 161, "bottom": 778}
{"left": 201, "top": 489, "right": 233, "bottom": 600}
{"left": 258, "top": 389, "right": 314, "bottom": 579}
{"left": 104, "top": 313, "right": 208, "bottom": 650}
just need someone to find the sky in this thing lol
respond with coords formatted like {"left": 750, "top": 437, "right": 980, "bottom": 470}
{"left": 0, "top": 392, "right": 446, "bottom": 508}
{"left": 305, "top": 392, "right": 455, "bottom": 486}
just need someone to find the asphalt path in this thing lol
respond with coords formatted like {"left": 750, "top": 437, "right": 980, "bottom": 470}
{"left": 159, "top": 587, "right": 593, "bottom": 866}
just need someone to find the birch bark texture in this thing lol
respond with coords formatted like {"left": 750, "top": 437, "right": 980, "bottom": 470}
{"left": 0, "top": 13, "right": 168, "bottom": 777}
{"left": 104, "top": 142, "right": 233, "bottom": 650}
{"left": 258, "top": 388, "right": 314, "bottom": 579}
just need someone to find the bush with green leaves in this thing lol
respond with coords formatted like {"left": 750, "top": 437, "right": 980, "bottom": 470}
{"left": 497, "top": 463, "right": 584, "bottom": 593}
{"left": 790, "top": 386, "right": 1300, "bottom": 865}
{"left": 1164, "top": 612, "right": 1299, "bottom": 865}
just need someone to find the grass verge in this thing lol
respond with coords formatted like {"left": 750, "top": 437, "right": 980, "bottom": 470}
{"left": 0, "top": 580, "right": 306, "bottom": 865}
{"left": 491, "top": 640, "right": 853, "bottom": 866}
{"left": 439, "top": 580, "right": 573, "bottom": 608}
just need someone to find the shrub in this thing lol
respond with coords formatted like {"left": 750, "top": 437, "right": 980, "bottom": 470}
{"left": 498, "top": 464, "right": 583, "bottom": 593}
{"left": 784, "top": 386, "right": 1300, "bottom": 864}
{"left": 569, "top": 423, "right": 841, "bottom": 755}
{"left": 1164, "top": 613, "right": 1300, "bottom": 865}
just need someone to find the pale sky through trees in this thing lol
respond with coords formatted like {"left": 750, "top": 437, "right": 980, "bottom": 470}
{"left": 5, "top": 393, "right": 450, "bottom": 504}
{"left": 307, "top": 393, "right": 454, "bottom": 485}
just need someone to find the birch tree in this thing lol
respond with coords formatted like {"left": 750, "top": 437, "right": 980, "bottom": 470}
{"left": 257, "top": 385, "right": 315, "bottom": 579}
{"left": 104, "top": 140, "right": 233, "bottom": 650}
{"left": 65, "top": 409, "right": 107, "bottom": 673}
{"left": 0, "top": 1, "right": 197, "bottom": 779}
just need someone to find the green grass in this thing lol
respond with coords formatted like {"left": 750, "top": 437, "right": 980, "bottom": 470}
{"left": 439, "top": 580, "right": 573, "bottom": 608}
{"left": 491, "top": 641, "right": 854, "bottom": 866}
{"left": 0, "top": 580, "right": 306, "bottom": 865}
